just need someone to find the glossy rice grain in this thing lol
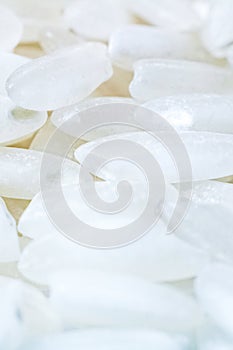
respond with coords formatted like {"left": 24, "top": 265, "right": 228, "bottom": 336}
{"left": 0, "top": 276, "right": 61, "bottom": 340}
{"left": 39, "top": 26, "right": 84, "bottom": 54}
{"left": 109, "top": 25, "right": 213, "bottom": 71}
{"left": 47, "top": 270, "right": 201, "bottom": 331}
{"left": 0, "top": 53, "right": 29, "bottom": 96}
{"left": 0, "top": 96, "right": 47, "bottom": 146}
{"left": 74, "top": 131, "right": 233, "bottom": 183}
{"left": 0, "top": 147, "right": 80, "bottom": 199}
{"left": 144, "top": 94, "right": 233, "bottom": 134}
{"left": 51, "top": 97, "right": 138, "bottom": 140}
{"left": 195, "top": 262, "right": 233, "bottom": 335}
{"left": 130, "top": 59, "right": 233, "bottom": 101}
{"left": 19, "top": 330, "right": 190, "bottom": 350}
{"left": 201, "top": 0, "right": 233, "bottom": 57}
{"left": 0, "top": 5, "right": 23, "bottom": 51}
{"left": 6, "top": 43, "right": 113, "bottom": 111}
{"left": 64, "top": 0, "right": 133, "bottom": 41}
{"left": 128, "top": 0, "right": 200, "bottom": 31}
{"left": 0, "top": 198, "right": 19, "bottom": 262}
{"left": 176, "top": 181, "right": 233, "bottom": 264}
{"left": 17, "top": 183, "right": 208, "bottom": 284}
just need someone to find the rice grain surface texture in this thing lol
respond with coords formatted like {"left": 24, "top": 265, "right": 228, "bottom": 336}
{"left": 0, "top": 0, "right": 233, "bottom": 349}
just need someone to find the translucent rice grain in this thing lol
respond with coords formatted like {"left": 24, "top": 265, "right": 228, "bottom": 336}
{"left": 0, "top": 53, "right": 29, "bottom": 96}
{"left": 129, "top": 59, "right": 233, "bottom": 101}
{"left": 0, "top": 279, "right": 24, "bottom": 349}
{"left": 18, "top": 330, "right": 191, "bottom": 350}
{"left": 47, "top": 270, "right": 201, "bottom": 331}
{"left": 0, "top": 96, "right": 47, "bottom": 146}
{"left": 20, "top": 178, "right": 155, "bottom": 231}
{"left": 21, "top": 18, "right": 62, "bottom": 44}
{"left": 51, "top": 97, "right": 137, "bottom": 140}
{"left": 0, "top": 0, "right": 70, "bottom": 43}
{"left": 195, "top": 262, "right": 233, "bottom": 336}
{"left": 0, "top": 5, "right": 23, "bottom": 52}
{"left": 176, "top": 181, "right": 233, "bottom": 264}
{"left": 64, "top": 0, "right": 133, "bottom": 42}
{"left": 197, "top": 322, "right": 233, "bottom": 350}
{"left": 226, "top": 45, "right": 233, "bottom": 68}
{"left": 0, "top": 147, "right": 80, "bottom": 199}
{"left": 0, "top": 0, "right": 67, "bottom": 20}
{"left": 6, "top": 43, "right": 113, "bottom": 111}
{"left": 0, "top": 0, "right": 231, "bottom": 345}
{"left": 39, "top": 26, "right": 84, "bottom": 54}
{"left": 17, "top": 185, "right": 208, "bottom": 283}
{"left": 201, "top": 0, "right": 233, "bottom": 57}
{"left": 54, "top": 94, "right": 233, "bottom": 140}
{"left": 0, "top": 261, "right": 19, "bottom": 279}
{"left": 0, "top": 277, "right": 61, "bottom": 338}
{"left": 29, "top": 118, "right": 80, "bottom": 161}
{"left": 128, "top": 0, "right": 200, "bottom": 31}
{"left": 144, "top": 94, "right": 233, "bottom": 134}
{"left": 0, "top": 198, "right": 20, "bottom": 262}
{"left": 51, "top": 97, "right": 135, "bottom": 128}
{"left": 109, "top": 25, "right": 214, "bottom": 71}
{"left": 193, "top": 0, "right": 211, "bottom": 22}
{"left": 18, "top": 234, "right": 209, "bottom": 284}
{"left": 74, "top": 131, "right": 233, "bottom": 182}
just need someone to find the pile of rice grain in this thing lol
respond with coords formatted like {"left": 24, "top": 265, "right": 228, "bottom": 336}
{"left": 0, "top": 0, "right": 233, "bottom": 349}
